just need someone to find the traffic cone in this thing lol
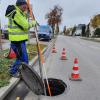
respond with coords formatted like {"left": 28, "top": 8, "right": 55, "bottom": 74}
{"left": 7, "top": 48, "right": 16, "bottom": 59}
{"left": 61, "top": 48, "right": 67, "bottom": 60}
{"left": 69, "top": 58, "right": 82, "bottom": 81}
{"left": 52, "top": 45, "right": 57, "bottom": 53}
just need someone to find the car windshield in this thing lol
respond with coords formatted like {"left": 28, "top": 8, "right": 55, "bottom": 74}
{"left": 38, "top": 26, "right": 51, "bottom": 33}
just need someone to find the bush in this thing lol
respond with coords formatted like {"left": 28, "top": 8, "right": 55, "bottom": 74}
{"left": 94, "top": 28, "right": 100, "bottom": 37}
{"left": 0, "top": 44, "right": 47, "bottom": 87}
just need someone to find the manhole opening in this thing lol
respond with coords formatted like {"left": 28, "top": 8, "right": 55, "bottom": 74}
{"left": 42, "top": 78, "right": 67, "bottom": 96}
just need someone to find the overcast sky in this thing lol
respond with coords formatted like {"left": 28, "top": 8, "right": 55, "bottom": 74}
{"left": 0, "top": 0, "right": 100, "bottom": 29}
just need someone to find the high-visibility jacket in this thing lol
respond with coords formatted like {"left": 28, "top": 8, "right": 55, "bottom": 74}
{"left": 5, "top": 5, "right": 33, "bottom": 41}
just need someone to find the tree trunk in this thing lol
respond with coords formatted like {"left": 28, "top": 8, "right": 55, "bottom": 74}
{"left": 56, "top": 23, "right": 59, "bottom": 34}
{"left": 51, "top": 25, "right": 55, "bottom": 38}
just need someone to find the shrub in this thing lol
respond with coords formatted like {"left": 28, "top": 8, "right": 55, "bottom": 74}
{"left": 94, "top": 28, "right": 100, "bottom": 37}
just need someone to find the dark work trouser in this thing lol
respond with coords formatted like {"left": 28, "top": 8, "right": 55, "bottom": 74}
{"left": 10, "top": 41, "right": 28, "bottom": 74}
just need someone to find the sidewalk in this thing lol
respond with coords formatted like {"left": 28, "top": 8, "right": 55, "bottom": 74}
{"left": 80, "top": 37, "right": 100, "bottom": 42}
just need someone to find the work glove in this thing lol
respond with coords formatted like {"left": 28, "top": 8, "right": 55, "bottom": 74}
{"left": 31, "top": 20, "right": 37, "bottom": 27}
{"left": 29, "top": 20, "right": 37, "bottom": 28}
{"left": 32, "top": 20, "right": 40, "bottom": 26}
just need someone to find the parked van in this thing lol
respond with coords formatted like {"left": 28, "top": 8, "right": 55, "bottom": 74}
{"left": 74, "top": 29, "right": 82, "bottom": 36}
{"left": 37, "top": 25, "right": 52, "bottom": 41}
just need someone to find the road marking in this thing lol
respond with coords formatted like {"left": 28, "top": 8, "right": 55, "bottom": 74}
{"left": 79, "top": 42, "right": 86, "bottom": 46}
{"left": 89, "top": 45, "right": 100, "bottom": 50}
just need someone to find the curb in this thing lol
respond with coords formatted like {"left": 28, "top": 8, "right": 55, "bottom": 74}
{"left": 0, "top": 78, "right": 20, "bottom": 100}
{"left": 80, "top": 37, "right": 100, "bottom": 42}
{"left": 29, "top": 47, "right": 47, "bottom": 66}
{"left": 0, "top": 47, "right": 47, "bottom": 100}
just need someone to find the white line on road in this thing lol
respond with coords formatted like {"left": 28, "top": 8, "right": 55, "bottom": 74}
{"left": 79, "top": 42, "right": 86, "bottom": 46}
{"left": 89, "top": 45, "right": 100, "bottom": 50}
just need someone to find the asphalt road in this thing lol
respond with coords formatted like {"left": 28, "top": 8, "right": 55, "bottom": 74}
{"left": 24, "top": 35, "right": 100, "bottom": 100}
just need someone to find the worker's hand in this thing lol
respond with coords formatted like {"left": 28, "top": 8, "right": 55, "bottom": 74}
{"left": 29, "top": 20, "right": 39, "bottom": 28}
{"left": 31, "top": 20, "right": 37, "bottom": 27}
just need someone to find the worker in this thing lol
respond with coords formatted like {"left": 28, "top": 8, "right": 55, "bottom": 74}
{"left": 5, "top": 0, "right": 37, "bottom": 77}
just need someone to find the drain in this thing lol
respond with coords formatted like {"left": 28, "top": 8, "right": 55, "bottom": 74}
{"left": 43, "top": 78, "right": 67, "bottom": 96}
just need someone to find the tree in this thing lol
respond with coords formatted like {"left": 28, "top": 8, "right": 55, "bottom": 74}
{"left": 91, "top": 14, "right": 100, "bottom": 28}
{"left": 63, "top": 26, "right": 66, "bottom": 35}
{"left": 72, "top": 26, "right": 76, "bottom": 35}
{"left": 81, "top": 24, "right": 86, "bottom": 36}
{"left": 94, "top": 28, "right": 100, "bottom": 37}
{"left": 46, "top": 5, "right": 63, "bottom": 37}
{"left": 55, "top": 24, "right": 59, "bottom": 35}
{"left": 86, "top": 23, "right": 90, "bottom": 37}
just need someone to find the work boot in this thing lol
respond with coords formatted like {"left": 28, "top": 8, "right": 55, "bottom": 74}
{"left": 10, "top": 72, "right": 21, "bottom": 78}
{"left": 8, "top": 66, "right": 21, "bottom": 78}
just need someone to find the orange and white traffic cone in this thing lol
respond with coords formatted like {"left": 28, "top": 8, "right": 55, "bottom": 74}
{"left": 61, "top": 48, "right": 67, "bottom": 60}
{"left": 7, "top": 48, "right": 16, "bottom": 59}
{"left": 69, "top": 58, "right": 82, "bottom": 81}
{"left": 52, "top": 45, "right": 57, "bottom": 53}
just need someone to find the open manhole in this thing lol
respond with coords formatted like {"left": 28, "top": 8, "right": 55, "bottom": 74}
{"left": 43, "top": 78, "right": 67, "bottom": 96}
{"left": 20, "top": 63, "right": 67, "bottom": 96}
